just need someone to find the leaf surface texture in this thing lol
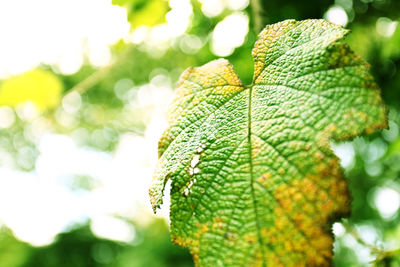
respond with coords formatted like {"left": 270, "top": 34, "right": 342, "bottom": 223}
{"left": 149, "top": 19, "right": 387, "bottom": 267}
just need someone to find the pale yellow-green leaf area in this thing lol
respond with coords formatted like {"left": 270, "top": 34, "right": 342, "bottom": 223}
{"left": 113, "top": 0, "right": 169, "bottom": 28}
{"left": 150, "top": 19, "right": 388, "bottom": 266}
{"left": 0, "top": 69, "right": 62, "bottom": 110}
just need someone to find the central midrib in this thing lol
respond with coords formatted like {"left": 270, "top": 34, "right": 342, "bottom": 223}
{"left": 247, "top": 86, "right": 267, "bottom": 267}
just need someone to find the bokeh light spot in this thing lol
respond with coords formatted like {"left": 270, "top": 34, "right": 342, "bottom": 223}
{"left": 324, "top": 6, "right": 348, "bottom": 26}
{"left": 374, "top": 187, "right": 400, "bottom": 219}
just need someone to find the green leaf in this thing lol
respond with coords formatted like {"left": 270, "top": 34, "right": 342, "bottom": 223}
{"left": 113, "top": 0, "right": 169, "bottom": 28}
{"left": 149, "top": 19, "right": 388, "bottom": 266}
{"left": 0, "top": 69, "right": 62, "bottom": 110}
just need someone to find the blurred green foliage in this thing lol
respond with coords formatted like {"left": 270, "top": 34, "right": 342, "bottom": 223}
{"left": 0, "top": 219, "right": 193, "bottom": 267}
{"left": 0, "top": 0, "right": 399, "bottom": 266}
{"left": 112, "top": 0, "right": 169, "bottom": 28}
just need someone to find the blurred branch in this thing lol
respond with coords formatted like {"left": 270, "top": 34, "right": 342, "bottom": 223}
{"left": 251, "top": 0, "right": 264, "bottom": 33}
{"left": 342, "top": 221, "right": 400, "bottom": 266}
{"left": 373, "top": 248, "right": 400, "bottom": 267}
{"left": 69, "top": 65, "right": 113, "bottom": 95}
{"left": 69, "top": 47, "right": 133, "bottom": 95}
{"left": 342, "top": 221, "right": 381, "bottom": 254}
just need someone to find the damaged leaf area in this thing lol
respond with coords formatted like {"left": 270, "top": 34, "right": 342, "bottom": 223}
{"left": 149, "top": 19, "right": 387, "bottom": 266}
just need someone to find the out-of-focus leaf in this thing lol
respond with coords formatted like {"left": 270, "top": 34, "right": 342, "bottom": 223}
{"left": 386, "top": 136, "right": 400, "bottom": 157}
{"left": 150, "top": 19, "right": 387, "bottom": 266}
{"left": 113, "top": 0, "right": 169, "bottom": 28}
{"left": 0, "top": 228, "right": 31, "bottom": 267}
{"left": 0, "top": 69, "right": 62, "bottom": 110}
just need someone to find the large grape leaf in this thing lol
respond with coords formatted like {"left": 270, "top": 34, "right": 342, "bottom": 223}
{"left": 149, "top": 19, "right": 387, "bottom": 266}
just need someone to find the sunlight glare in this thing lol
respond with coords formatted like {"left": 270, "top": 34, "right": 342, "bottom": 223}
{"left": 376, "top": 17, "right": 398, "bottom": 38}
{"left": 324, "top": 6, "right": 348, "bottom": 26}
{"left": 0, "top": 0, "right": 129, "bottom": 77}
{"left": 211, "top": 12, "right": 249, "bottom": 57}
{"left": 91, "top": 216, "right": 135, "bottom": 243}
{"left": 374, "top": 187, "right": 400, "bottom": 219}
{"left": 0, "top": 106, "right": 15, "bottom": 129}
